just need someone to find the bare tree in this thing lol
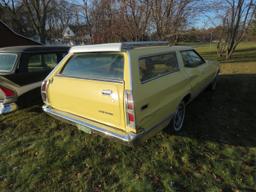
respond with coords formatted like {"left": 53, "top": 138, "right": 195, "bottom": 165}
{"left": 0, "top": 0, "right": 27, "bottom": 33}
{"left": 151, "top": 0, "right": 196, "bottom": 43}
{"left": 22, "top": 0, "right": 55, "bottom": 43}
{"left": 81, "top": 0, "right": 95, "bottom": 42}
{"left": 80, "top": 0, "right": 123, "bottom": 43}
{"left": 252, "top": 12, "right": 256, "bottom": 33}
{"left": 79, "top": 0, "right": 204, "bottom": 43}
{"left": 217, "top": 0, "right": 256, "bottom": 59}
{"left": 47, "top": 1, "right": 78, "bottom": 39}
{"left": 119, "top": 0, "right": 152, "bottom": 41}
{"left": 2, "top": 0, "right": 237, "bottom": 46}
{"left": 53, "top": 1, "right": 74, "bottom": 29}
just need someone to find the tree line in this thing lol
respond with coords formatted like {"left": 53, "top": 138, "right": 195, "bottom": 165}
{"left": 0, "top": 0, "right": 255, "bottom": 59}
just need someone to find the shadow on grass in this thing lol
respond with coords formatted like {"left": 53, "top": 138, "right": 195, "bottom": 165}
{"left": 0, "top": 73, "right": 255, "bottom": 191}
{"left": 16, "top": 87, "right": 43, "bottom": 109}
{"left": 180, "top": 74, "right": 256, "bottom": 147}
{"left": 3, "top": 74, "right": 256, "bottom": 148}
{"left": 232, "top": 47, "right": 256, "bottom": 53}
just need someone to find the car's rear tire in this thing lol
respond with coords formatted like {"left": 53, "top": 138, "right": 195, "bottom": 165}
{"left": 165, "top": 101, "right": 186, "bottom": 133}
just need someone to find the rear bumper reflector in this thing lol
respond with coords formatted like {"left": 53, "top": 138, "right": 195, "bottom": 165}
{"left": 42, "top": 105, "right": 171, "bottom": 145}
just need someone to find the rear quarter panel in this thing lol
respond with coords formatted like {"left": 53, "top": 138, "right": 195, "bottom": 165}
{"left": 195, "top": 59, "right": 219, "bottom": 92}
{"left": 206, "top": 60, "right": 220, "bottom": 79}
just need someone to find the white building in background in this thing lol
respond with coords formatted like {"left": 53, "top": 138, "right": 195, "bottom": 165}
{"left": 47, "top": 26, "right": 91, "bottom": 46}
{"left": 63, "top": 27, "right": 76, "bottom": 45}
{"left": 63, "top": 27, "right": 75, "bottom": 39}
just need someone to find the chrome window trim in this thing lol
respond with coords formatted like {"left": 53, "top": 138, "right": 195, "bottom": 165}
{"left": 55, "top": 74, "right": 124, "bottom": 84}
{"left": 127, "top": 51, "right": 133, "bottom": 90}
{"left": 58, "top": 52, "right": 125, "bottom": 83}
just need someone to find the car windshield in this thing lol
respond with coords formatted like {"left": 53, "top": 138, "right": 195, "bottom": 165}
{"left": 0, "top": 53, "right": 17, "bottom": 72}
{"left": 60, "top": 53, "right": 124, "bottom": 81}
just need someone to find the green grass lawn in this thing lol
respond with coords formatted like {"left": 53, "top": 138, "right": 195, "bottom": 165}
{"left": 1, "top": 42, "right": 256, "bottom": 192}
{"left": 196, "top": 41, "right": 256, "bottom": 74}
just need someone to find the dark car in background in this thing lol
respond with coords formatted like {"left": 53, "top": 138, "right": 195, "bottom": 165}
{"left": 0, "top": 46, "right": 69, "bottom": 114}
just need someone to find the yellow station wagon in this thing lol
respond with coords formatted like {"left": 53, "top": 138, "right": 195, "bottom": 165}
{"left": 42, "top": 42, "right": 219, "bottom": 145}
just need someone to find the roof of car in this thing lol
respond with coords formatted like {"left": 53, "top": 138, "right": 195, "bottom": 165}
{"left": 171, "top": 46, "right": 193, "bottom": 50}
{"left": 69, "top": 42, "right": 192, "bottom": 53}
{"left": 0, "top": 45, "right": 70, "bottom": 53}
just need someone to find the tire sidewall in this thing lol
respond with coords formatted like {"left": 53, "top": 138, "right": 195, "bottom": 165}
{"left": 169, "top": 101, "right": 186, "bottom": 133}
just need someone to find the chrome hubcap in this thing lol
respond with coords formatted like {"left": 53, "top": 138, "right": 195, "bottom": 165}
{"left": 173, "top": 103, "right": 185, "bottom": 131}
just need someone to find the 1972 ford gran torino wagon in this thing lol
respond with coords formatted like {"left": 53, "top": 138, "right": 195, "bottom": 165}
{"left": 42, "top": 42, "right": 219, "bottom": 145}
{"left": 0, "top": 46, "right": 69, "bottom": 114}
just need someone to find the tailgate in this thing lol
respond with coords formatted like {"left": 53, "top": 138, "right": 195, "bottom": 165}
{"left": 48, "top": 76, "right": 125, "bottom": 129}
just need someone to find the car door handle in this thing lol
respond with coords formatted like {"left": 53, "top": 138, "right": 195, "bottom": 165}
{"left": 101, "top": 90, "right": 113, "bottom": 96}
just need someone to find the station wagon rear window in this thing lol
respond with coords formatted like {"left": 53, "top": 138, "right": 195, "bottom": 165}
{"left": 0, "top": 53, "right": 17, "bottom": 72}
{"left": 139, "top": 52, "right": 179, "bottom": 82}
{"left": 60, "top": 53, "right": 124, "bottom": 81}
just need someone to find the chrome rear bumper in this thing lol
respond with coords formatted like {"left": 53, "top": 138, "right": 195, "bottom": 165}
{"left": 0, "top": 102, "right": 18, "bottom": 114}
{"left": 42, "top": 105, "right": 170, "bottom": 146}
{"left": 43, "top": 105, "right": 140, "bottom": 145}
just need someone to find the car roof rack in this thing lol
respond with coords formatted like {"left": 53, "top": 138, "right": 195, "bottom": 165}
{"left": 70, "top": 41, "right": 170, "bottom": 53}
{"left": 121, "top": 41, "right": 169, "bottom": 50}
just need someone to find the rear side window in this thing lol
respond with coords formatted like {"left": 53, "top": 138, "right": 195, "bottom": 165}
{"left": 139, "top": 52, "right": 179, "bottom": 83}
{"left": 181, "top": 50, "right": 205, "bottom": 67}
{"left": 27, "top": 54, "right": 43, "bottom": 72}
{"left": 60, "top": 53, "right": 124, "bottom": 81}
{"left": 27, "top": 53, "right": 59, "bottom": 72}
{"left": 44, "top": 54, "right": 58, "bottom": 69}
{"left": 0, "top": 53, "right": 17, "bottom": 72}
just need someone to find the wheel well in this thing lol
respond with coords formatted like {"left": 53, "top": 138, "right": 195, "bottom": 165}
{"left": 182, "top": 94, "right": 191, "bottom": 104}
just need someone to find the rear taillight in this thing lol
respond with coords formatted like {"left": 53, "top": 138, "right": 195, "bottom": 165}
{"left": 0, "top": 86, "right": 15, "bottom": 97}
{"left": 41, "top": 80, "right": 49, "bottom": 103}
{"left": 125, "top": 90, "right": 136, "bottom": 129}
